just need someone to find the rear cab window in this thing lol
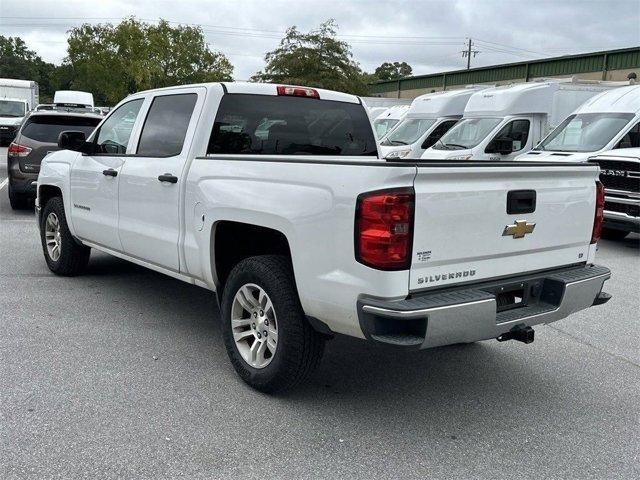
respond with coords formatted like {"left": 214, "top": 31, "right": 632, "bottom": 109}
{"left": 208, "top": 94, "right": 377, "bottom": 156}
{"left": 21, "top": 115, "right": 102, "bottom": 143}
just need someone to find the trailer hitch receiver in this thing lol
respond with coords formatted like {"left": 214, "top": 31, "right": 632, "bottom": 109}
{"left": 497, "top": 326, "right": 535, "bottom": 344}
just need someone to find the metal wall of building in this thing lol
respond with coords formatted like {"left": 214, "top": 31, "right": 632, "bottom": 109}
{"left": 370, "top": 47, "right": 640, "bottom": 99}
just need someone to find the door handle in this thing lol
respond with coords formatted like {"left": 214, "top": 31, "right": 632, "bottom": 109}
{"left": 102, "top": 169, "right": 118, "bottom": 177}
{"left": 158, "top": 173, "right": 178, "bottom": 184}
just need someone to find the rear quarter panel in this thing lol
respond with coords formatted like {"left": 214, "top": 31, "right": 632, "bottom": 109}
{"left": 184, "top": 155, "right": 417, "bottom": 338}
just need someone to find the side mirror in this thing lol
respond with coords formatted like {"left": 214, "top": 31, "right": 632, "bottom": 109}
{"left": 486, "top": 137, "right": 514, "bottom": 155}
{"left": 58, "top": 131, "right": 91, "bottom": 153}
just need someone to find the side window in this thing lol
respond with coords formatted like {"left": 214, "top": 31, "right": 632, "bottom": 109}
{"left": 615, "top": 122, "right": 640, "bottom": 149}
{"left": 486, "top": 119, "right": 530, "bottom": 153}
{"left": 137, "top": 94, "right": 197, "bottom": 157}
{"left": 421, "top": 120, "right": 458, "bottom": 149}
{"left": 95, "top": 99, "right": 144, "bottom": 154}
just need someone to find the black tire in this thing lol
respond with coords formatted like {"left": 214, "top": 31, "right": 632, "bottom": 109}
{"left": 601, "top": 227, "right": 629, "bottom": 241}
{"left": 40, "top": 196, "right": 91, "bottom": 276}
{"left": 8, "top": 184, "right": 30, "bottom": 210}
{"left": 221, "top": 255, "right": 325, "bottom": 393}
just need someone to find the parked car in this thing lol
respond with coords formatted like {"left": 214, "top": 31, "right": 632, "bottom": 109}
{"left": 421, "top": 79, "right": 626, "bottom": 161}
{"left": 36, "top": 82, "right": 611, "bottom": 392}
{"left": 7, "top": 110, "right": 102, "bottom": 209}
{"left": 588, "top": 147, "right": 640, "bottom": 239}
{"left": 379, "top": 86, "right": 486, "bottom": 160}
{"left": 517, "top": 85, "right": 640, "bottom": 162}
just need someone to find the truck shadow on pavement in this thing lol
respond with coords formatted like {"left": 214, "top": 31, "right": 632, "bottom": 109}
{"left": 82, "top": 252, "right": 569, "bottom": 415}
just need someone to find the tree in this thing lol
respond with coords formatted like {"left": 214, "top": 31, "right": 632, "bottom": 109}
{"left": 252, "top": 20, "right": 369, "bottom": 95}
{"left": 374, "top": 61, "right": 413, "bottom": 81}
{"left": 0, "top": 36, "right": 57, "bottom": 101}
{"left": 65, "top": 18, "right": 234, "bottom": 105}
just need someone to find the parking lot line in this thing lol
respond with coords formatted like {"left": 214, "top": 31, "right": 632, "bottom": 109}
{"left": 0, "top": 177, "right": 7, "bottom": 190}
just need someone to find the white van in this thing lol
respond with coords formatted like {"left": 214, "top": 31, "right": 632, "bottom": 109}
{"left": 372, "top": 104, "right": 410, "bottom": 139}
{"left": 421, "top": 79, "right": 625, "bottom": 161}
{"left": 379, "top": 86, "right": 486, "bottom": 159}
{"left": 516, "top": 85, "right": 640, "bottom": 162}
{"left": 53, "top": 90, "right": 95, "bottom": 109}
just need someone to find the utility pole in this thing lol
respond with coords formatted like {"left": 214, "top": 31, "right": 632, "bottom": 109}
{"left": 461, "top": 38, "right": 480, "bottom": 70}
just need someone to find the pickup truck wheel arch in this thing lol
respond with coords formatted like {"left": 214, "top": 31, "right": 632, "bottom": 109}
{"left": 39, "top": 196, "right": 91, "bottom": 276}
{"left": 213, "top": 221, "right": 292, "bottom": 292}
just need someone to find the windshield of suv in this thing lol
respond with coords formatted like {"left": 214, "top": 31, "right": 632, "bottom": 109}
{"left": 21, "top": 115, "right": 102, "bottom": 143}
{"left": 373, "top": 118, "right": 400, "bottom": 138}
{"left": 432, "top": 117, "right": 502, "bottom": 150}
{"left": 0, "top": 100, "right": 26, "bottom": 117}
{"left": 536, "top": 113, "right": 635, "bottom": 152}
{"left": 381, "top": 118, "right": 436, "bottom": 146}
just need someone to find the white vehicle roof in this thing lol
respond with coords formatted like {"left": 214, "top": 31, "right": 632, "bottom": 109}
{"left": 54, "top": 90, "right": 95, "bottom": 108}
{"left": 375, "top": 104, "right": 410, "bottom": 121}
{"left": 0, "top": 97, "right": 27, "bottom": 103}
{"left": 572, "top": 85, "right": 640, "bottom": 114}
{"left": 361, "top": 97, "right": 412, "bottom": 108}
{"left": 463, "top": 79, "right": 621, "bottom": 118}
{"left": 0, "top": 78, "right": 36, "bottom": 88}
{"left": 130, "top": 81, "right": 362, "bottom": 105}
{"left": 368, "top": 107, "right": 389, "bottom": 119}
{"left": 406, "top": 86, "right": 487, "bottom": 118}
{"left": 590, "top": 147, "right": 640, "bottom": 160}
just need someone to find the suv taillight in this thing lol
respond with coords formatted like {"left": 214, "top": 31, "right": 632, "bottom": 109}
{"left": 8, "top": 142, "right": 32, "bottom": 157}
{"left": 591, "top": 181, "right": 605, "bottom": 244}
{"left": 355, "top": 188, "right": 414, "bottom": 270}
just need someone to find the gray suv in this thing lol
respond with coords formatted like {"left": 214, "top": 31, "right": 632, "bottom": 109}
{"left": 7, "top": 111, "right": 102, "bottom": 209}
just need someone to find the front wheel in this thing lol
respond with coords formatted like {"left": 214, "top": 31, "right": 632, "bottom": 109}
{"left": 40, "top": 196, "right": 91, "bottom": 276}
{"left": 221, "top": 255, "right": 325, "bottom": 393}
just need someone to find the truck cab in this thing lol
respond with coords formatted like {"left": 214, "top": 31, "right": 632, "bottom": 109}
{"left": 0, "top": 98, "right": 28, "bottom": 145}
{"left": 379, "top": 86, "right": 485, "bottom": 160}
{"left": 0, "top": 78, "right": 39, "bottom": 145}
{"left": 517, "top": 85, "right": 640, "bottom": 163}
{"left": 421, "top": 80, "right": 624, "bottom": 161}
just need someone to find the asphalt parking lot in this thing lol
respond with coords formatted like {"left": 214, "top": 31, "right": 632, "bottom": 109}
{"left": 1, "top": 149, "right": 639, "bottom": 479}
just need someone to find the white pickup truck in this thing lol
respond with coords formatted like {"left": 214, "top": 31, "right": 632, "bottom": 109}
{"left": 36, "top": 82, "right": 612, "bottom": 392}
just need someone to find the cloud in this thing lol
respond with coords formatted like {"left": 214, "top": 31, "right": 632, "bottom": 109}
{"left": 1, "top": 0, "right": 638, "bottom": 80}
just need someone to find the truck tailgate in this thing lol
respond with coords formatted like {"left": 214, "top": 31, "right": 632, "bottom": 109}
{"left": 410, "top": 163, "right": 600, "bottom": 291}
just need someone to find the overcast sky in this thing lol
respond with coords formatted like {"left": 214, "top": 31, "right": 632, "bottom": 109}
{"left": 1, "top": 0, "right": 638, "bottom": 80}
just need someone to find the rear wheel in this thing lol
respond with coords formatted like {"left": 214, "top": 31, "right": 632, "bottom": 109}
{"left": 221, "top": 255, "right": 325, "bottom": 393}
{"left": 8, "top": 184, "right": 29, "bottom": 210}
{"left": 40, "top": 196, "right": 91, "bottom": 276}
{"left": 601, "top": 227, "right": 629, "bottom": 241}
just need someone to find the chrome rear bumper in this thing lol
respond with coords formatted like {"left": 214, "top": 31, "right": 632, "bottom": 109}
{"left": 358, "top": 265, "right": 611, "bottom": 349}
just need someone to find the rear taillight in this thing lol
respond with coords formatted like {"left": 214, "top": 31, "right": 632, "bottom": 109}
{"left": 276, "top": 85, "right": 320, "bottom": 99}
{"left": 8, "top": 142, "right": 32, "bottom": 157}
{"left": 355, "top": 188, "right": 414, "bottom": 270}
{"left": 591, "top": 181, "right": 605, "bottom": 244}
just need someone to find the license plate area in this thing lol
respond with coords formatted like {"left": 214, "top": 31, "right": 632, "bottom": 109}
{"left": 483, "top": 279, "right": 545, "bottom": 313}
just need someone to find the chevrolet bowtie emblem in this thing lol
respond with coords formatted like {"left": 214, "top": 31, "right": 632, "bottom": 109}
{"left": 502, "top": 220, "right": 536, "bottom": 239}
